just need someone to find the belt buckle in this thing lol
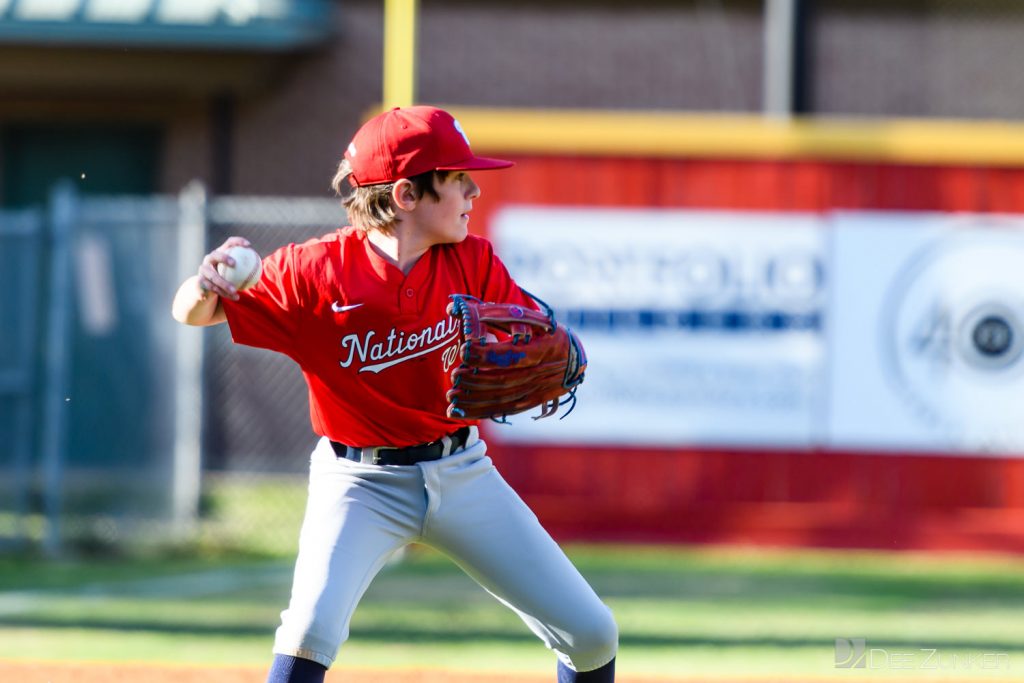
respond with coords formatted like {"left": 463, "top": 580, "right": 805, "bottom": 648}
{"left": 370, "top": 446, "right": 395, "bottom": 465}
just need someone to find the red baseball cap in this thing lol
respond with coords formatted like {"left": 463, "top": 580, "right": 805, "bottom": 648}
{"left": 344, "top": 106, "right": 513, "bottom": 187}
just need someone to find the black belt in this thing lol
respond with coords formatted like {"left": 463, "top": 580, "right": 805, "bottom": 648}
{"left": 330, "top": 426, "right": 473, "bottom": 466}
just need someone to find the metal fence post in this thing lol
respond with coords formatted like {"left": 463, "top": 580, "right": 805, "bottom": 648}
{"left": 0, "top": 210, "right": 43, "bottom": 550}
{"left": 763, "top": 0, "right": 798, "bottom": 118}
{"left": 41, "top": 181, "right": 77, "bottom": 557}
{"left": 172, "top": 181, "right": 207, "bottom": 533}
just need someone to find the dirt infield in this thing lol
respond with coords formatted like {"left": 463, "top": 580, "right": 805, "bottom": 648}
{"left": 0, "top": 661, "right": 694, "bottom": 683}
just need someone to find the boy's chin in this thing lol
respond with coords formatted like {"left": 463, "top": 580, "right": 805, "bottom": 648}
{"left": 443, "top": 228, "right": 470, "bottom": 244}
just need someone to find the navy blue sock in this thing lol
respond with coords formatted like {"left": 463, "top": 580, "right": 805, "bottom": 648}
{"left": 266, "top": 654, "right": 327, "bottom": 683}
{"left": 557, "top": 657, "right": 615, "bottom": 682}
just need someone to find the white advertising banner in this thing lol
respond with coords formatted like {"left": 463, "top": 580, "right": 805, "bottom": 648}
{"left": 491, "top": 207, "right": 828, "bottom": 447}
{"left": 489, "top": 206, "right": 1024, "bottom": 455}
{"left": 827, "top": 212, "right": 1024, "bottom": 455}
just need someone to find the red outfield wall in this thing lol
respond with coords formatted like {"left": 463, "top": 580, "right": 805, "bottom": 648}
{"left": 471, "top": 156, "right": 1024, "bottom": 553}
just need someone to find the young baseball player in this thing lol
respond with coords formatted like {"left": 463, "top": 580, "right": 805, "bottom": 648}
{"left": 171, "top": 106, "right": 618, "bottom": 683}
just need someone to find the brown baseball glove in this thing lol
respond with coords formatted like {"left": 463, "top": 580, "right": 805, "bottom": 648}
{"left": 445, "top": 292, "right": 587, "bottom": 422}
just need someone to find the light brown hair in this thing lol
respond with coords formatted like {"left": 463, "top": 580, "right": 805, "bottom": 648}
{"left": 331, "top": 158, "right": 450, "bottom": 234}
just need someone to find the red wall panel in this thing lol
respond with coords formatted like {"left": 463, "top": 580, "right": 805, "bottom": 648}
{"left": 472, "top": 155, "right": 1024, "bottom": 553}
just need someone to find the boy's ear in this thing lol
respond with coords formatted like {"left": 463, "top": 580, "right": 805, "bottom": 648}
{"left": 391, "top": 179, "right": 419, "bottom": 211}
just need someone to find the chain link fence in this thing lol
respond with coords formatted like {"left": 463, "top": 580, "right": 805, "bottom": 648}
{"left": 203, "top": 197, "right": 346, "bottom": 474}
{"left": 197, "top": 196, "right": 346, "bottom": 556}
{"left": 1, "top": 186, "right": 347, "bottom": 557}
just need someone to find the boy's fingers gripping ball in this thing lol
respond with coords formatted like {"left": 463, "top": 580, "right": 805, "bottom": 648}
{"left": 217, "top": 246, "right": 263, "bottom": 291}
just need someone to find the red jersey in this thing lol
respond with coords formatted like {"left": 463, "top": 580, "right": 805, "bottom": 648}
{"left": 222, "top": 228, "right": 533, "bottom": 447}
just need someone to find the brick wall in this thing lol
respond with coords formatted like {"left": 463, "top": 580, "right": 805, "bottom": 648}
{"left": 7, "top": 1, "right": 1024, "bottom": 201}
{"left": 228, "top": 0, "right": 764, "bottom": 196}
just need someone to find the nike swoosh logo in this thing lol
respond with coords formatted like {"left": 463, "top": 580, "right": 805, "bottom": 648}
{"left": 332, "top": 302, "right": 364, "bottom": 313}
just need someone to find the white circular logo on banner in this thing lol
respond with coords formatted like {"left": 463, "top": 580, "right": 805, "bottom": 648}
{"left": 882, "top": 228, "right": 1024, "bottom": 449}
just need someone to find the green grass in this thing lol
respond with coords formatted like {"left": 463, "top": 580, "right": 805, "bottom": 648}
{"left": 1, "top": 544, "right": 1023, "bottom": 678}
{"left": 192, "top": 474, "right": 308, "bottom": 557}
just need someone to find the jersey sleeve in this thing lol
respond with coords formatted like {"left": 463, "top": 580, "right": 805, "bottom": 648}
{"left": 476, "top": 238, "right": 537, "bottom": 309}
{"left": 222, "top": 244, "right": 304, "bottom": 359}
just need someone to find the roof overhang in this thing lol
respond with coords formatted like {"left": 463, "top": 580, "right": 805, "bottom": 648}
{"left": 0, "top": 0, "right": 334, "bottom": 51}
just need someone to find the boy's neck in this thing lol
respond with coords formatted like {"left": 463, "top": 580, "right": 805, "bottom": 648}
{"left": 366, "top": 228, "right": 429, "bottom": 275}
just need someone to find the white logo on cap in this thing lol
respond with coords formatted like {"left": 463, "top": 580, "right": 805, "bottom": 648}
{"left": 347, "top": 142, "right": 357, "bottom": 157}
{"left": 453, "top": 119, "right": 471, "bottom": 147}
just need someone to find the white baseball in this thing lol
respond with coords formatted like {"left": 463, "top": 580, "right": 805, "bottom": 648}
{"left": 217, "top": 246, "right": 263, "bottom": 291}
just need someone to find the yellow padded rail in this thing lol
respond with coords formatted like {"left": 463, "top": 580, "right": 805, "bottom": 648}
{"left": 426, "top": 107, "right": 1024, "bottom": 167}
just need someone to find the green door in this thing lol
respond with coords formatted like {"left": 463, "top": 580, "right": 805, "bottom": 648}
{"left": 4, "top": 125, "right": 164, "bottom": 481}
{"left": 2, "top": 125, "right": 159, "bottom": 207}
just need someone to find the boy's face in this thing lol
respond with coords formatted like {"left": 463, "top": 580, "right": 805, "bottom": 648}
{"left": 412, "top": 172, "right": 481, "bottom": 246}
